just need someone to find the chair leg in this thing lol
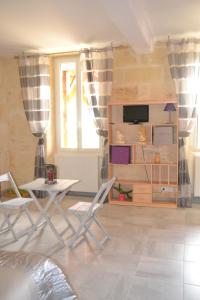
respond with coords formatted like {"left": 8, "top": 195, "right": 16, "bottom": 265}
{"left": 11, "top": 210, "right": 23, "bottom": 227}
{"left": 69, "top": 215, "right": 105, "bottom": 250}
{"left": 68, "top": 222, "right": 85, "bottom": 248}
{"left": 0, "top": 209, "right": 23, "bottom": 233}
{"left": 93, "top": 215, "right": 111, "bottom": 240}
{"left": 54, "top": 197, "right": 75, "bottom": 235}
{"left": 24, "top": 206, "right": 36, "bottom": 230}
{"left": 0, "top": 217, "right": 9, "bottom": 232}
{"left": 4, "top": 212, "right": 17, "bottom": 241}
{"left": 84, "top": 224, "right": 104, "bottom": 250}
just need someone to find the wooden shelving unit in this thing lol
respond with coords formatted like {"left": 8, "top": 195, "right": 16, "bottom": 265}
{"left": 108, "top": 100, "right": 178, "bottom": 208}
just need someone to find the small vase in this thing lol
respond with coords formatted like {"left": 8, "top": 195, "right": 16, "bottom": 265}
{"left": 154, "top": 152, "right": 160, "bottom": 164}
{"left": 119, "top": 194, "right": 125, "bottom": 201}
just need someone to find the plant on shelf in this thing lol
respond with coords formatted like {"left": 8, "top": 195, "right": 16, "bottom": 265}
{"left": 113, "top": 184, "right": 132, "bottom": 201}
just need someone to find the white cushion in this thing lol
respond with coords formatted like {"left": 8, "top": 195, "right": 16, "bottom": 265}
{"left": 68, "top": 201, "right": 101, "bottom": 213}
{"left": 0, "top": 197, "right": 33, "bottom": 209}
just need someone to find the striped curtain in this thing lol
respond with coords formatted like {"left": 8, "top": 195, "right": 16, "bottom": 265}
{"left": 80, "top": 47, "right": 113, "bottom": 182}
{"left": 18, "top": 55, "right": 50, "bottom": 190}
{"left": 168, "top": 38, "right": 200, "bottom": 207}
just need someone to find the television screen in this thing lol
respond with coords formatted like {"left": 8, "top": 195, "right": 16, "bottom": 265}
{"left": 123, "top": 105, "right": 149, "bottom": 123}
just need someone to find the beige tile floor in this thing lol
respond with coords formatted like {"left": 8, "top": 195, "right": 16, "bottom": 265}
{"left": 1, "top": 196, "right": 200, "bottom": 300}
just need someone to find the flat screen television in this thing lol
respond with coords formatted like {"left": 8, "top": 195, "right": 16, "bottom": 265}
{"left": 123, "top": 105, "right": 149, "bottom": 124}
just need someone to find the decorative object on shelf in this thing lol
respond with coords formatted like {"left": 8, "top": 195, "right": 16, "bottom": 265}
{"left": 115, "top": 130, "right": 125, "bottom": 144}
{"left": 110, "top": 146, "right": 131, "bottom": 164}
{"left": 163, "top": 103, "right": 176, "bottom": 123}
{"left": 114, "top": 183, "right": 132, "bottom": 200}
{"left": 154, "top": 152, "right": 161, "bottom": 164}
{"left": 138, "top": 125, "right": 147, "bottom": 144}
{"left": 45, "top": 164, "right": 57, "bottom": 184}
{"left": 153, "top": 126, "right": 173, "bottom": 145}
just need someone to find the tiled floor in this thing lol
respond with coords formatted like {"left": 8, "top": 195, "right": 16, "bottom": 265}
{"left": 1, "top": 196, "right": 200, "bottom": 299}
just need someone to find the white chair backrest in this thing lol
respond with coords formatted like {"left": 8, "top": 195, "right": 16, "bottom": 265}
{"left": 87, "top": 177, "right": 116, "bottom": 216}
{"left": 0, "top": 173, "right": 10, "bottom": 182}
{"left": 0, "top": 172, "right": 21, "bottom": 198}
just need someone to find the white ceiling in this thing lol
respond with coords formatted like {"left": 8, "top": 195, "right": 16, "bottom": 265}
{"left": 0, "top": 0, "right": 200, "bottom": 56}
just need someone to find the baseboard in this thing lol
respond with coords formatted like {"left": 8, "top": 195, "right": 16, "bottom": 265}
{"left": 192, "top": 197, "right": 200, "bottom": 203}
{"left": 68, "top": 191, "right": 96, "bottom": 197}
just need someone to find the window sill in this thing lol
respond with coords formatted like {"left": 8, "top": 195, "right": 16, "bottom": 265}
{"left": 192, "top": 151, "right": 200, "bottom": 157}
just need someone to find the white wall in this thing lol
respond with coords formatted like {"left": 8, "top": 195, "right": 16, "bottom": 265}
{"left": 55, "top": 153, "right": 99, "bottom": 193}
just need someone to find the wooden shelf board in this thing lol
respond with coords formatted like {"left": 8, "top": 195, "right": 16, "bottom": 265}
{"left": 110, "top": 163, "right": 177, "bottom": 166}
{"left": 152, "top": 181, "right": 177, "bottom": 186}
{"left": 109, "top": 144, "right": 153, "bottom": 147}
{"left": 110, "top": 123, "right": 177, "bottom": 126}
{"left": 110, "top": 143, "right": 177, "bottom": 148}
{"left": 110, "top": 144, "right": 133, "bottom": 146}
{"left": 109, "top": 199, "right": 177, "bottom": 208}
{"left": 115, "top": 179, "right": 177, "bottom": 186}
{"left": 115, "top": 179, "right": 151, "bottom": 185}
{"left": 153, "top": 124, "right": 177, "bottom": 127}
{"left": 108, "top": 99, "right": 177, "bottom": 105}
{"left": 110, "top": 123, "right": 151, "bottom": 126}
{"left": 152, "top": 201, "right": 177, "bottom": 207}
{"left": 109, "top": 163, "right": 132, "bottom": 166}
{"left": 109, "top": 200, "right": 133, "bottom": 205}
{"left": 133, "top": 163, "right": 177, "bottom": 166}
{"left": 132, "top": 201, "right": 177, "bottom": 208}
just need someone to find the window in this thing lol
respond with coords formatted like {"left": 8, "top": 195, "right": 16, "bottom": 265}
{"left": 55, "top": 56, "right": 99, "bottom": 150}
{"left": 196, "top": 117, "right": 200, "bottom": 148}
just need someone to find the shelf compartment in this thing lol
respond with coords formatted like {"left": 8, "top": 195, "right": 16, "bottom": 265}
{"left": 112, "top": 164, "right": 152, "bottom": 183}
{"left": 152, "top": 184, "right": 177, "bottom": 204}
{"left": 110, "top": 182, "right": 133, "bottom": 202}
{"left": 111, "top": 123, "right": 152, "bottom": 145}
{"left": 134, "top": 183, "right": 152, "bottom": 194}
{"left": 152, "top": 165, "right": 177, "bottom": 185}
{"left": 109, "top": 200, "right": 134, "bottom": 206}
{"left": 133, "top": 194, "right": 152, "bottom": 204}
{"left": 115, "top": 179, "right": 177, "bottom": 186}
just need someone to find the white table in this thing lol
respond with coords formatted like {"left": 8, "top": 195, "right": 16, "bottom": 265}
{"left": 20, "top": 178, "right": 79, "bottom": 245}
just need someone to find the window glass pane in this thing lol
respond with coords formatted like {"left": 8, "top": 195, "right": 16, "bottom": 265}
{"left": 60, "top": 62, "right": 77, "bottom": 148}
{"left": 81, "top": 92, "right": 99, "bottom": 149}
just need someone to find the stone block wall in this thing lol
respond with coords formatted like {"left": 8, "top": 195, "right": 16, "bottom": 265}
{"left": 112, "top": 42, "right": 176, "bottom": 102}
{"left": 0, "top": 42, "right": 176, "bottom": 185}
{"left": 0, "top": 58, "right": 36, "bottom": 184}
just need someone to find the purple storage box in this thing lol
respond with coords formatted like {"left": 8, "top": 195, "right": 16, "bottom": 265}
{"left": 110, "top": 146, "right": 131, "bottom": 164}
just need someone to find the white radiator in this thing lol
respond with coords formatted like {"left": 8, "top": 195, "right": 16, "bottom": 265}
{"left": 55, "top": 153, "right": 100, "bottom": 193}
{"left": 194, "top": 154, "right": 200, "bottom": 196}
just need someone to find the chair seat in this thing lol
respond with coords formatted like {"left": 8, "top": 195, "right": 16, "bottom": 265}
{"left": 0, "top": 198, "right": 33, "bottom": 209}
{"left": 68, "top": 201, "right": 101, "bottom": 213}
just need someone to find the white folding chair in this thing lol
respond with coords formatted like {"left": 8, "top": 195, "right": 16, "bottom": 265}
{"left": 0, "top": 172, "right": 35, "bottom": 245}
{"left": 68, "top": 177, "right": 116, "bottom": 249}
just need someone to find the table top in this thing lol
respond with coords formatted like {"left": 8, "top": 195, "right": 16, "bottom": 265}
{"left": 20, "top": 178, "right": 79, "bottom": 192}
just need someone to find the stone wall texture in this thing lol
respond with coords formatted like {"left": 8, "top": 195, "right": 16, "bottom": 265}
{"left": 0, "top": 43, "right": 176, "bottom": 184}
{"left": 0, "top": 58, "right": 36, "bottom": 184}
{"left": 112, "top": 43, "right": 176, "bottom": 102}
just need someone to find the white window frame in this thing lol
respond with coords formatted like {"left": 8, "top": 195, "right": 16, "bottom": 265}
{"left": 55, "top": 56, "right": 100, "bottom": 153}
{"left": 196, "top": 117, "right": 200, "bottom": 149}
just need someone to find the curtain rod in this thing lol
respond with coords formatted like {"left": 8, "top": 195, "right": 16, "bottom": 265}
{"left": 14, "top": 44, "right": 128, "bottom": 59}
